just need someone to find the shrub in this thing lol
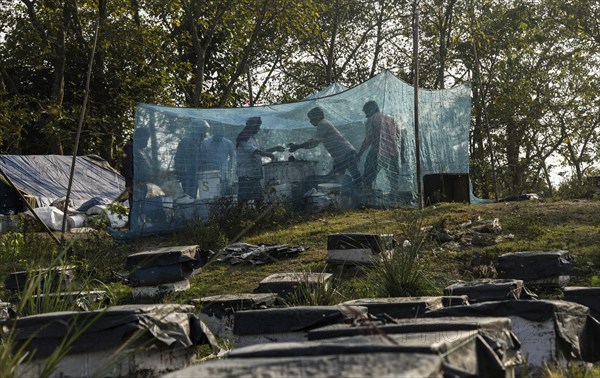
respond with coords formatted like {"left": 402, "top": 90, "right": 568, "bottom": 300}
{"left": 284, "top": 270, "right": 343, "bottom": 306}
{"left": 365, "top": 214, "right": 440, "bottom": 297}
{"left": 208, "top": 198, "right": 296, "bottom": 240}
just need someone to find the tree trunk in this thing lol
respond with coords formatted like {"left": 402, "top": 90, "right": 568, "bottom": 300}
{"left": 325, "top": 0, "right": 340, "bottom": 84}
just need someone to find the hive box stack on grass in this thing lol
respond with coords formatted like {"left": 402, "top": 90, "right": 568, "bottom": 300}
{"left": 30, "top": 290, "right": 107, "bottom": 311}
{"left": 253, "top": 272, "right": 332, "bottom": 300}
{"left": 232, "top": 305, "right": 368, "bottom": 348}
{"left": 443, "top": 278, "right": 526, "bottom": 303}
{"left": 424, "top": 299, "right": 600, "bottom": 372}
{"left": 441, "top": 295, "right": 470, "bottom": 307}
{"left": 126, "top": 245, "right": 211, "bottom": 298}
{"left": 5, "top": 304, "right": 206, "bottom": 377}
{"left": 563, "top": 286, "right": 600, "bottom": 320}
{"left": 195, "top": 293, "right": 279, "bottom": 342}
{"left": 326, "top": 233, "right": 395, "bottom": 265}
{"left": 225, "top": 326, "right": 513, "bottom": 377}
{"left": 497, "top": 250, "right": 573, "bottom": 288}
{"left": 164, "top": 352, "right": 444, "bottom": 378}
{"left": 339, "top": 297, "right": 445, "bottom": 319}
{"left": 4, "top": 266, "right": 76, "bottom": 292}
{"left": 306, "top": 316, "right": 522, "bottom": 376}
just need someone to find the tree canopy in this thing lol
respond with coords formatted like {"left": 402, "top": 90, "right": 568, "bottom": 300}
{"left": 1, "top": 0, "right": 598, "bottom": 199}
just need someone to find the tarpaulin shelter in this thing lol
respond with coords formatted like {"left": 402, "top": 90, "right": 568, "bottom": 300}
{"left": 0, "top": 154, "right": 125, "bottom": 213}
{"left": 127, "top": 70, "right": 472, "bottom": 235}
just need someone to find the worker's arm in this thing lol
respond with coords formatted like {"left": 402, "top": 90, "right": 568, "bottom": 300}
{"left": 288, "top": 138, "right": 320, "bottom": 152}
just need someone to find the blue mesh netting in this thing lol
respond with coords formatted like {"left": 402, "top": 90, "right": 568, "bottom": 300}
{"left": 126, "top": 70, "right": 472, "bottom": 235}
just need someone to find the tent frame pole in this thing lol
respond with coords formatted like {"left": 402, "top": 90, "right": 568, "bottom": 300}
{"left": 413, "top": 0, "right": 423, "bottom": 209}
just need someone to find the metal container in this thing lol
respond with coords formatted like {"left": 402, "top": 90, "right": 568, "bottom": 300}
{"left": 263, "top": 161, "right": 317, "bottom": 184}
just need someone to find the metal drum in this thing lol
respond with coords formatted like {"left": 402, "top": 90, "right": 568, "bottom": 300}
{"left": 263, "top": 161, "right": 317, "bottom": 184}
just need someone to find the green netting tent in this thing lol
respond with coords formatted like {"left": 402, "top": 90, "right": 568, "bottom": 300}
{"left": 124, "top": 70, "right": 473, "bottom": 236}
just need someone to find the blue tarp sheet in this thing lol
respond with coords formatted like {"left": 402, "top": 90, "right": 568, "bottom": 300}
{"left": 0, "top": 155, "right": 125, "bottom": 209}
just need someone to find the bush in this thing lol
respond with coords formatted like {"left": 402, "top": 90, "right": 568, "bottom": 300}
{"left": 555, "top": 173, "right": 599, "bottom": 199}
{"left": 284, "top": 270, "right": 343, "bottom": 306}
{"left": 365, "top": 214, "right": 440, "bottom": 297}
{"left": 208, "top": 197, "right": 296, "bottom": 240}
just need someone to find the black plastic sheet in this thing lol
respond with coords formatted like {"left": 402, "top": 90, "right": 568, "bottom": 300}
{"left": 163, "top": 352, "right": 444, "bottom": 378}
{"left": 217, "top": 242, "right": 308, "bottom": 265}
{"left": 125, "top": 245, "right": 213, "bottom": 286}
{"left": 1, "top": 304, "right": 206, "bottom": 359}
{"left": 233, "top": 305, "right": 367, "bottom": 336}
{"left": 497, "top": 250, "right": 572, "bottom": 279}
{"left": 226, "top": 332, "right": 506, "bottom": 377}
{"left": 424, "top": 299, "right": 600, "bottom": 363}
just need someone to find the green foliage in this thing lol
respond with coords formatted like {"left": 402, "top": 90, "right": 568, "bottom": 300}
{"left": 0, "top": 244, "right": 109, "bottom": 377}
{"left": 540, "top": 361, "right": 599, "bottom": 378}
{"left": 556, "top": 175, "right": 599, "bottom": 200}
{"left": 0, "top": 218, "right": 58, "bottom": 281}
{"left": 66, "top": 230, "right": 123, "bottom": 284}
{"left": 207, "top": 198, "right": 297, "bottom": 241}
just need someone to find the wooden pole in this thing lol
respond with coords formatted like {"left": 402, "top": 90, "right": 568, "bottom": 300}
{"left": 413, "top": 0, "right": 423, "bottom": 209}
{"left": 60, "top": 21, "right": 100, "bottom": 246}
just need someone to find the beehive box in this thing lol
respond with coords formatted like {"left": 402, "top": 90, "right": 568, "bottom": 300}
{"left": 327, "top": 233, "right": 395, "bottom": 265}
{"left": 197, "top": 170, "right": 221, "bottom": 200}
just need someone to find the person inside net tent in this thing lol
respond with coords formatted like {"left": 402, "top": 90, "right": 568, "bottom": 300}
{"left": 121, "top": 127, "right": 155, "bottom": 229}
{"left": 358, "top": 100, "right": 406, "bottom": 200}
{"left": 121, "top": 127, "right": 154, "bottom": 202}
{"left": 199, "top": 123, "right": 235, "bottom": 195}
{"left": 174, "top": 119, "right": 209, "bottom": 198}
{"left": 288, "top": 106, "right": 362, "bottom": 185}
{"left": 235, "top": 116, "right": 284, "bottom": 204}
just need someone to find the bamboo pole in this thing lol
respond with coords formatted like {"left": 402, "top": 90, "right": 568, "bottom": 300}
{"left": 413, "top": 0, "right": 423, "bottom": 209}
{"left": 60, "top": 21, "right": 100, "bottom": 246}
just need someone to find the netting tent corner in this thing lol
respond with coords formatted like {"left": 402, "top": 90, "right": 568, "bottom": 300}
{"left": 125, "top": 70, "right": 473, "bottom": 236}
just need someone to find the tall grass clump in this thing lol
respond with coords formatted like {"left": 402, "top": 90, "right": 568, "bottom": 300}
{"left": 0, "top": 225, "right": 114, "bottom": 377}
{"left": 1, "top": 257, "right": 105, "bottom": 377}
{"left": 284, "top": 270, "right": 343, "bottom": 306}
{"left": 365, "top": 213, "right": 440, "bottom": 297}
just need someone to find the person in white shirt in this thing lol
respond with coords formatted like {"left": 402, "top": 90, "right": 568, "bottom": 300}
{"left": 200, "top": 124, "right": 235, "bottom": 195}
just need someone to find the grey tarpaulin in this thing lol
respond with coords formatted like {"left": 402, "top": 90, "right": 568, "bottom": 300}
{"left": 125, "top": 245, "right": 213, "bottom": 286}
{"left": 198, "top": 293, "right": 279, "bottom": 317}
{"left": 497, "top": 250, "right": 572, "bottom": 280}
{"left": 564, "top": 286, "right": 600, "bottom": 320}
{"left": 308, "top": 316, "right": 515, "bottom": 342}
{"left": 217, "top": 242, "right": 308, "bottom": 265}
{"left": 0, "top": 304, "right": 207, "bottom": 358}
{"left": 307, "top": 316, "right": 522, "bottom": 373}
{"left": 233, "top": 305, "right": 367, "bottom": 336}
{"left": 443, "top": 278, "right": 525, "bottom": 303}
{"left": 225, "top": 332, "right": 507, "bottom": 377}
{"left": 424, "top": 299, "right": 600, "bottom": 363}
{"left": 0, "top": 154, "right": 124, "bottom": 210}
{"left": 163, "top": 352, "right": 444, "bottom": 378}
{"left": 339, "top": 296, "right": 444, "bottom": 318}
